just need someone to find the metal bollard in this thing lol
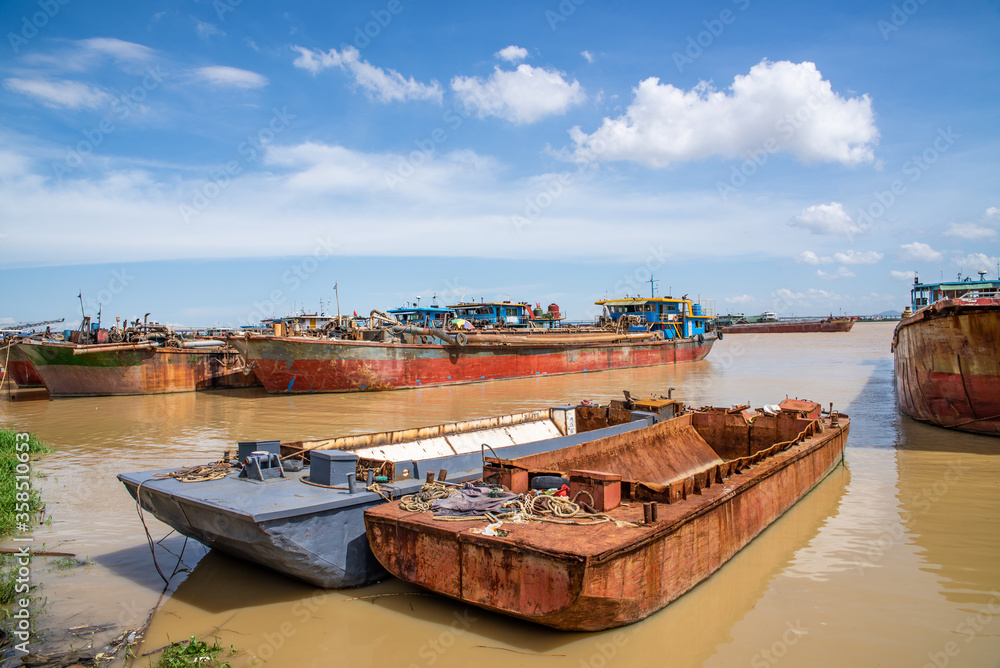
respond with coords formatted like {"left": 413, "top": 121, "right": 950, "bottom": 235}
{"left": 426, "top": 472, "right": 435, "bottom": 484}
{"left": 347, "top": 472, "right": 357, "bottom": 494}
{"left": 643, "top": 503, "right": 653, "bottom": 524}
{"left": 366, "top": 469, "right": 374, "bottom": 486}
{"left": 650, "top": 502, "right": 658, "bottom": 522}
{"left": 438, "top": 469, "right": 448, "bottom": 482}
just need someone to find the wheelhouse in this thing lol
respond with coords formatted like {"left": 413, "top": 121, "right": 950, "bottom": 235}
{"left": 386, "top": 304, "right": 454, "bottom": 328}
{"left": 594, "top": 297, "right": 713, "bottom": 339}
{"left": 910, "top": 271, "right": 1000, "bottom": 310}
{"left": 447, "top": 301, "right": 533, "bottom": 327}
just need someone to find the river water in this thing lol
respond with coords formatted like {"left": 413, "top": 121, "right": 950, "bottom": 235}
{"left": 2, "top": 322, "right": 998, "bottom": 667}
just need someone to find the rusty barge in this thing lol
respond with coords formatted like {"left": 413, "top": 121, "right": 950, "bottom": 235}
{"left": 235, "top": 295, "right": 717, "bottom": 394}
{"left": 118, "top": 394, "right": 677, "bottom": 588}
{"left": 718, "top": 313, "right": 856, "bottom": 334}
{"left": 892, "top": 272, "right": 1000, "bottom": 436}
{"left": 365, "top": 399, "right": 849, "bottom": 630}
{"left": 1, "top": 341, "right": 44, "bottom": 388}
{"left": 17, "top": 317, "right": 257, "bottom": 397}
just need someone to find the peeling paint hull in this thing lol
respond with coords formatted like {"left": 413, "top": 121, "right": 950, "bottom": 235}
{"left": 365, "top": 410, "right": 849, "bottom": 630}
{"left": 236, "top": 334, "right": 717, "bottom": 394}
{"left": 892, "top": 298, "right": 1000, "bottom": 435}
{"left": 2, "top": 346, "right": 44, "bottom": 387}
{"left": 17, "top": 341, "right": 260, "bottom": 397}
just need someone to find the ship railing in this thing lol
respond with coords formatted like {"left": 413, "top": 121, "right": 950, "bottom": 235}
{"left": 957, "top": 289, "right": 1000, "bottom": 300}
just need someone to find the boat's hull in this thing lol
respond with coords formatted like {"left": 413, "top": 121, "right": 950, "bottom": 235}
{"left": 118, "top": 471, "right": 389, "bottom": 588}
{"left": 892, "top": 298, "right": 1000, "bottom": 435}
{"left": 365, "top": 418, "right": 848, "bottom": 630}
{"left": 2, "top": 346, "right": 44, "bottom": 387}
{"left": 720, "top": 318, "right": 855, "bottom": 334}
{"left": 18, "top": 342, "right": 259, "bottom": 397}
{"left": 237, "top": 334, "right": 717, "bottom": 394}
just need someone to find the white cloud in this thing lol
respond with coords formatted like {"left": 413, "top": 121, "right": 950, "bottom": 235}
{"left": 890, "top": 270, "right": 916, "bottom": 281}
{"left": 291, "top": 46, "right": 442, "bottom": 103}
{"left": 451, "top": 64, "right": 585, "bottom": 124}
{"left": 77, "top": 37, "right": 154, "bottom": 62}
{"left": 832, "top": 250, "right": 883, "bottom": 265}
{"left": 725, "top": 294, "right": 754, "bottom": 304}
{"left": 569, "top": 59, "right": 878, "bottom": 168}
{"left": 943, "top": 222, "right": 995, "bottom": 239}
{"left": 194, "top": 18, "right": 225, "bottom": 41}
{"left": 943, "top": 207, "right": 999, "bottom": 240}
{"left": 790, "top": 202, "right": 863, "bottom": 237}
{"left": 900, "top": 242, "right": 942, "bottom": 262}
{"left": 796, "top": 251, "right": 831, "bottom": 265}
{"left": 581, "top": 50, "right": 595, "bottom": 63}
{"left": 496, "top": 45, "right": 528, "bottom": 63}
{"left": 953, "top": 253, "right": 1000, "bottom": 279}
{"left": 194, "top": 66, "right": 268, "bottom": 89}
{"left": 817, "top": 266, "right": 855, "bottom": 279}
{"left": 4, "top": 78, "right": 109, "bottom": 109}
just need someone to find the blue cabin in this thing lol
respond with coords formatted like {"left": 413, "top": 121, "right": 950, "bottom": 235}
{"left": 909, "top": 271, "right": 1000, "bottom": 311}
{"left": 448, "top": 301, "right": 534, "bottom": 328}
{"left": 387, "top": 302, "right": 455, "bottom": 328}
{"left": 595, "top": 297, "right": 713, "bottom": 339}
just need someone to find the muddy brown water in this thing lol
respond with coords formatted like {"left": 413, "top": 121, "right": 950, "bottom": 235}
{"left": 2, "top": 322, "right": 999, "bottom": 667}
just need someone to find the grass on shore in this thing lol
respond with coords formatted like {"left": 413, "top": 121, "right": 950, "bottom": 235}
{"left": 0, "top": 428, "right": 50, "bottom": 539}
{"left": 0, "top": 428, "right": 50, "bottom": 608}
{"left": 156, "top": 636, "right": 236, "bottom": 668}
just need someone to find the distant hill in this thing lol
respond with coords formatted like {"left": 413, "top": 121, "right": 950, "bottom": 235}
{"left": 875, "top": 310, "right": 901, "bottom": 317}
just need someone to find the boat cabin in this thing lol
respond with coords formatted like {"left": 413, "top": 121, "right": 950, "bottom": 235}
{"left": 448, "top": 301, "right": 534, "bottom": 328}
{"left": 910, "top": 271, "right": 1000, "bottom": 311}
{"left": 387, "top": 303, "right": 455, "bottom": 328}
{"left": 594, "top": 297, "right": 712, "bottom": 339}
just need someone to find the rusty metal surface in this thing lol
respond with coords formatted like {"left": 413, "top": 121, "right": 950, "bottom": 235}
{"left": 17, "top": 341, "right": 260, "bottom": 397}
{"left": 720, "top": 318, "right": 856, "bottom": 334}
{"left": 364, "top": 411, "right": 849, "bottom": 630}
{"left": 893, "top": 299, "right": 1000, "bottom": 435}
{"left": 239, "top": 333, "right": 717, "bottom": 394}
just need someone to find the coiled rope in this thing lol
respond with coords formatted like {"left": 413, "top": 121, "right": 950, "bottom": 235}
{"left": 151, "top": 461, "right": 233, "bottom": 483}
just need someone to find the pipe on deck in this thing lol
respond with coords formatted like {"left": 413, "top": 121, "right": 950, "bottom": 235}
{"left": 391, "top": 326, "right": 462, "bottom": 346}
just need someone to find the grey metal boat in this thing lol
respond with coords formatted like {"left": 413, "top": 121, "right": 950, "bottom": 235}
{"left": 118, "top": 395, "right": 683, "bottom": 588}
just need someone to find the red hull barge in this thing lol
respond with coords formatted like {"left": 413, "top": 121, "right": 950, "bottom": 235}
{"left": 232, "top": 332, "right": 717, "bottom": 394}
{"left": 893, "top": 297, "right": 1000, "bottom": 436}
{"left": 365, "top": 400, "right": 848, "bottom": 630}
{"left": 720, "top": 317, "right": 856, "bottom": 334}
{"left": 2, "top": 345, "right": 44, "bottom": 387}
{"left": 17, "top": 341, "right": 259, "bottom": 397}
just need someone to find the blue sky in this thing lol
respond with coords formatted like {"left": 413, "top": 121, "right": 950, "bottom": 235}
{"left": 1, "top": 0, "right": 998, "bottom": 327}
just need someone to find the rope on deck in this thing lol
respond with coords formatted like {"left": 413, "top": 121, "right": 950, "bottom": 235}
{"left": 151, "top": 461, "right": 233, "bottom": 483}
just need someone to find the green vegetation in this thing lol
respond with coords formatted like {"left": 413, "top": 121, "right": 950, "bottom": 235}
{"left": 157, "top": 636, "right": 236, "bottom": 668}
{"left": 0, "top": 428, "right": 50, "bottom": 538}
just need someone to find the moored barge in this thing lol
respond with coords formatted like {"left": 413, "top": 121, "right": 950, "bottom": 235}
{"left": 236, "top": 295, "right": 717, "bottom": 394}
{"left": 118, "top": 393, "right": 680, "bottom": 588}
{"left": 718, "top": 312, "right": 856, "bottom": 334}
{"left": 892, "top": 272, "right": 1000, "bottom": 435}
{"left": 364, "top": 399, "right": 849, "bottom": 630}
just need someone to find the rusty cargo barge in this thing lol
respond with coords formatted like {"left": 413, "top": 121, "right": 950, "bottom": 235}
{"left": 365, "top": 399, "right": 849, "bottom": 630}
{"left": 18, "top": 340, "right": 258, "bottom": 397}
{"left": 892, "top": 273, "right": 1000, "bottom": 436}
{"left": 235, "top": 294, "right": 717, "bottom": 394}
{"left": 718, "top": 314, "right": 856, "bottom": 334}
{"left": 1, "top": 341, "right": 44, "bottom": 388}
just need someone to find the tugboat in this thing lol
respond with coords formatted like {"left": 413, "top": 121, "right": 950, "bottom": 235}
{"left": 893, "top": 270, "right": 1000, "bottom": 435}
